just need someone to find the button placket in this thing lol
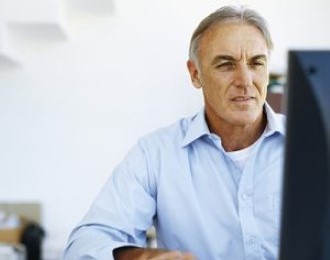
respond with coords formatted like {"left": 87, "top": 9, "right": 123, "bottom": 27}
{"left": 237, "top": 152, "right": 263, "bottom": 259}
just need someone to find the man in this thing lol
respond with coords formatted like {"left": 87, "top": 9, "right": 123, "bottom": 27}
{"left": 64, "top": 5, "right": 285, "bottom": 260}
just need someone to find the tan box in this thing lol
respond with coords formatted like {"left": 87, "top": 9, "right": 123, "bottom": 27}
{"left": 0, "top": 227, "right": 23, "bottom": 244}
{"left": 0, "top": 202, "right": 41, "bottom": 245}
{"left": 0, "top": 216, "right": 29, "bottom": 244}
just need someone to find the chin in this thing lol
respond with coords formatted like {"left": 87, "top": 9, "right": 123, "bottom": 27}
{"left": 228, "top": 112, "right": 260, "bottom": 126}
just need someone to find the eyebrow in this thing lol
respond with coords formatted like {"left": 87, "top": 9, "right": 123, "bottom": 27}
{"left": 211, "top": 54, "right": 267, "bottom": 65}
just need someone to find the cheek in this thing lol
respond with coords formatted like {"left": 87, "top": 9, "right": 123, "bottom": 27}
{"left": 203, "top": 85, "right": 227, "bottom": 110}
{"left": 255, "top": 74, "right": 269, "bottom": 98}
{"left": 212, "top": 83, "right": 228, "bottom": 104}
{"left": 210, "top": 75, "right": 230, "bottom": 95}
{"left": 201, "top": 72, "right": 231, "bottom": 103}
{"left": 256, "top": 86, "right": 267, "bottom": 102}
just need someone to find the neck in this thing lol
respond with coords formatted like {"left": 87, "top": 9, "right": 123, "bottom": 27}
{"left": 206, "top": 109, "right": 267, "bottom": 152}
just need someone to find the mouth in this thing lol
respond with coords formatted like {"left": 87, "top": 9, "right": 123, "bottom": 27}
{"left": 230, "top": 96, "right": 254, "bottom": 102}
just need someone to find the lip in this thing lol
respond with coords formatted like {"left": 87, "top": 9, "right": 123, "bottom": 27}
{"left": 230, "top": 96, "right": 254, "bottom": 102}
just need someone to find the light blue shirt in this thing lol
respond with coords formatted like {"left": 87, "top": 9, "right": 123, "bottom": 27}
{"left": 64, "top": 103, "right": 286, "bottom": 260}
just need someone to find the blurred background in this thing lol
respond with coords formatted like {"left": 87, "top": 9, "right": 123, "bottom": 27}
{"left": 0, "top": 0, "right": 329, "bottom": 258}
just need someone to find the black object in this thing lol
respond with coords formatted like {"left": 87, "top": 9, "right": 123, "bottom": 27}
{"left": 20, "top": 223, "right": 45, "bottom": 260}
{"left": 279, "top": 50, "right": 330, "bottom": 260}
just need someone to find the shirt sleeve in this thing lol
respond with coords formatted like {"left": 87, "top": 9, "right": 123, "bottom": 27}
{"left": 63, "top": 142, "right": 157, "bottom": 260}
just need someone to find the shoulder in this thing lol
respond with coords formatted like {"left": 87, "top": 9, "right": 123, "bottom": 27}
{"left": 138, "top": 114, "right": 195, "bottom": 150}
{"left": 118, "top": 112, "right": 199, "bottom": 172}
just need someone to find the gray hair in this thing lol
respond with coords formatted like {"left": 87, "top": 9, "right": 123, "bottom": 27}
{"left": 189, "top": 6, "right": 273, "bottom": 62}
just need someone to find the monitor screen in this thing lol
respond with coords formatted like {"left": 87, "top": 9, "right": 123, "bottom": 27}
{"left": 279, "top": 50, "right": 330, "bottom": 260}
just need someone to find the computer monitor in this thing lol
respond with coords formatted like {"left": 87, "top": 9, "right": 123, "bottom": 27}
{"left": 279, "top": 50, "right": 330, "bottom": 260}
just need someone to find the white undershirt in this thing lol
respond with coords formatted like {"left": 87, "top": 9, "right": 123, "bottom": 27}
{"left": 226, "top": 142, "right": 258, "bottom": 171}
{"left": 225, "top": 127, "right": 267, "bottom": 172}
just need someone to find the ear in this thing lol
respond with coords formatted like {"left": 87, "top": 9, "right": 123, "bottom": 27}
{"left": 187, "top": 59, "right": 202, "bottom": 89}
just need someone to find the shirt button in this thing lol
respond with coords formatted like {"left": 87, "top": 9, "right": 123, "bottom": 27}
{"left": 246, "top": 236, "right": 255, "bottom": 245}
{"left": 241, "top": 194, "right": 249, "bottom": 200}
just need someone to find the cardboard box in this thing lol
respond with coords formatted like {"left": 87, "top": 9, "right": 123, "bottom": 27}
{"left": 0, "top": 227, "right": 23, "bottom": 244}
{"left": 0, "top": 216, "right": 29, "bottom": 244}
{"left": 0, "top": 203, "right": 41, "bottom": 245}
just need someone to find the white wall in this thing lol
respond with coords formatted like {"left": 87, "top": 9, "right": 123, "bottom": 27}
{"left": 0, "top": 0, "right": 329, "bottom": 256}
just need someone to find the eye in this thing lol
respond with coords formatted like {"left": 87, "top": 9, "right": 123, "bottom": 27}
{"left": 250, "top": 60, "right": 265, "bottom": 68}
{"left": 216, "top": 62, "right": 235, "bottom": 71}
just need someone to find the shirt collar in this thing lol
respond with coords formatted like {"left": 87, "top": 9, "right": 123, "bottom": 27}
{"left": 181, "top": 108, "right": 210, "bottom": 147}
{"left": 181, "top": 103, "right": 286, "bottom": 147}
{"left": 263, "top": 102, "right": 286, "bottom": 137}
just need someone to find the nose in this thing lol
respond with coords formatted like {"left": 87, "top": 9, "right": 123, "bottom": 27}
{"left": 233, "top": 64, "right": 253, "bottom": 89}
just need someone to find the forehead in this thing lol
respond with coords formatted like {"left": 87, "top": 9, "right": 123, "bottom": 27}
{"left": 198, "top": 22, "right": 269, "bottom": 60}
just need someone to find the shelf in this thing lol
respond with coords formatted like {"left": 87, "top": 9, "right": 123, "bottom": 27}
{"left": 6, "top": 22, "right": 68, "bottom": 43}
{"left": 0, "top": 0, "right": 62, "bottom": 23}
{"left": 65, "top": 0, "right": 114, "bottom": 15}
{"left": 0, "top": 54, "right": 21, "bottom": 69}
{"left": 0, "top": 0, "right": 115, "bottom": 69}
{"left": 0, "top": 0, "right": 68, "bottom": 62}
{"left": 0, "top": 23, "right": 21, "bottom": 69}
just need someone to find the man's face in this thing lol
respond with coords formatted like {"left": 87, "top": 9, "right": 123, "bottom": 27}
{"left": 188, "top": 22, "right": 269, "bottom": 128}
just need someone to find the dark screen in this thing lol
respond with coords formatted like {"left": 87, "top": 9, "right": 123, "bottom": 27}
{"left": 280, "top": 51, "right": 330, "bottom": 260}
